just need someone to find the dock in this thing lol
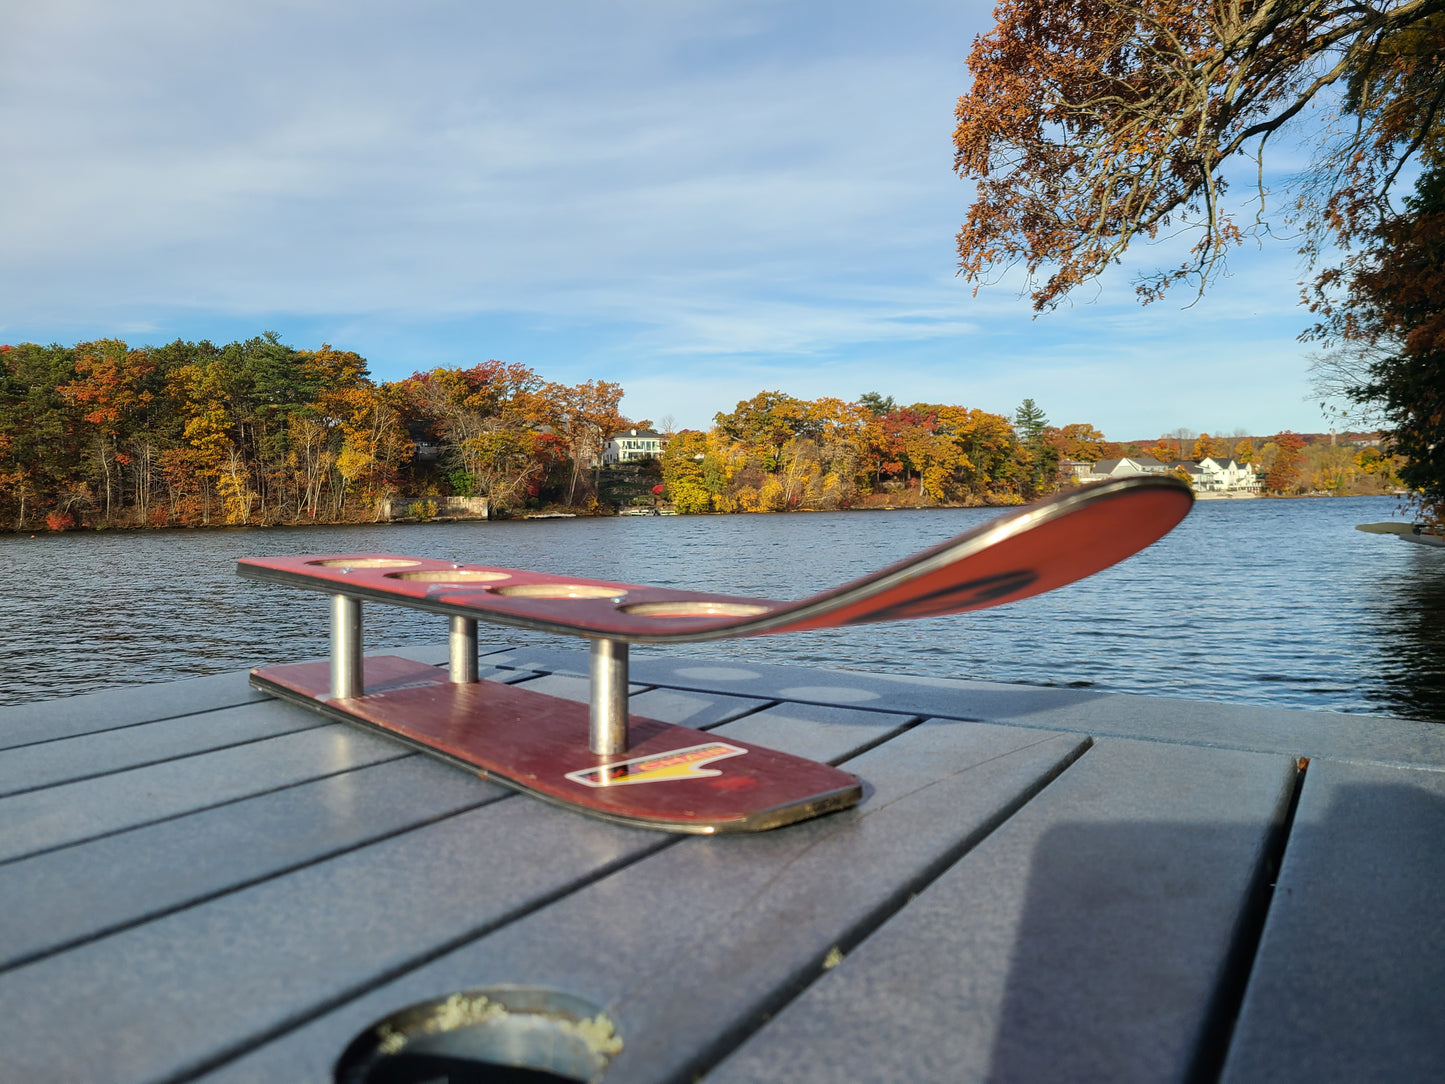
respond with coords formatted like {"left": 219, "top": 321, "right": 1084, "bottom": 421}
{"left": 2, "top": 644, "right": 1443, "bottom": 1082}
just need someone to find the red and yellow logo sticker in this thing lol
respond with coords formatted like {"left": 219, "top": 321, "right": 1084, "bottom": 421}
{"left": 565, "top": 741, "right": 747, "bottom": 787}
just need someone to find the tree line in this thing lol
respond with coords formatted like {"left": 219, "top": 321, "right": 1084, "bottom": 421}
{"left": 1, "top": 334, "right": 1399, "bottom": 531}
{"left": 655, "top": 393, "right": 1392, "bottom": 514}
{"left": 0, "top": 335, "right": 632, "bottom": 530}
{"left": 659, "top": 391, "right": 1035, "bottom": 514}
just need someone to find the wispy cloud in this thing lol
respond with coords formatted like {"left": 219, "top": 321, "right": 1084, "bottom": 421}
{"left": 0, "top": 0, "right": 1333, "bottom": 439}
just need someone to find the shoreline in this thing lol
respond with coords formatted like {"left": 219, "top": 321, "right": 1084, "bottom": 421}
{"left": 3, "top": 488, "right": 1407, "bottom": 535}
{"left": 4, "top": 488, "right": 1410, "bottom": 536}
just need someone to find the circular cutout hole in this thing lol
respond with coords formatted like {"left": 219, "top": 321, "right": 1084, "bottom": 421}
{"left": 491, "top": 584, "right": 627, "bottom": 600}
{"left": 335, "top": 985, "right": 621, "bottom": 1084}
{"left": 385, "top": 570, "right": 512, "bottom": 583}
{"left": 620, "top": 601, "right": 771, "bottom": 618}
{"left": 310, "top": 558, "right": 421, "bottom": 569}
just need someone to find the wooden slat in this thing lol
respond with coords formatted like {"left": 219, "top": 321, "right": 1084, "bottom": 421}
{"left": 502, "top": 672, "right": 649, "bottom": 699}
{"left": 1221, "top": 759, "right": 1445, "bottom": 1083}
{"left": 0, "top": 680, "right": 799, "bottom": 1082}
{"left": 708, "top": 699, "right": 917, "bottom": 762}
{"left": 0, "top": 670, "right": 265, "bottom": 750}
{"left": 0, "top": 756, "right": 505, "bottom": 973}
{"left": 625, "top": 685, "right": 771, "bottom": 729}
{"left": 197, "top": 719, "right": 1087, "bottom": 1084}
{"left": 709, "top": 739, "right": 1297, "bottom": 1084}
{"left": 0, "top": 700, "right": 324, "bottom": 798}
{"left": 0, "top": 643, "right": 453, "bottom": 752}
{"left": 490, "top": 647, "right": 1445, "bottom": 769}
{"left": 708, "top": 701, "right": 917, "bottom": 767}
{"left": 0, "top": 722, "right": 409, "bottom": 863}
{"left": 0, "top": 790, "right": 667, "bottom": 1082}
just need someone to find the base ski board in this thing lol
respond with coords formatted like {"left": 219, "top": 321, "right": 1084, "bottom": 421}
{"left": 240, "top": 476, "right": 1191, "bottom": 832}
{"left": 254, "top": 656, "right": 860, "bottom": 833}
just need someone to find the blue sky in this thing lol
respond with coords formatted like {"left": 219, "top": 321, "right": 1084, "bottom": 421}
{"left": 1, "top": 0, "right": 1334, "bottom": 440}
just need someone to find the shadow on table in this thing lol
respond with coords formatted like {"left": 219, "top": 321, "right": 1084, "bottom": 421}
{"left": 986, "top": 783, "right": 1445, "bottom": 1083}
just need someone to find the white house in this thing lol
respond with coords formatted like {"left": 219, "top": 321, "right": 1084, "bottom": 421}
{"left": 1079, "top": 456, "right": 1171, "bottom": 481}
{"left": 1077, "top": 455, "right": 1259, "bottom": 495}
{"left": 1192, "top": 456, "right": 1261, "bottom": 494}
{"left": 603, "top": 428, "right": 665, "bottom": 465}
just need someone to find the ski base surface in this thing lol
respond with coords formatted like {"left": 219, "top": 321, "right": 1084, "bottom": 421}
{"left": 251, "top": 655, "right": 862, "bottom": 834}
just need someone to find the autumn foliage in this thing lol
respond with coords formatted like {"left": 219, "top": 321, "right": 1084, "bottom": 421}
{"left": 1264, "top": 431, "right": 1308, "bottom": 494}
{"left": 0, "top": 335, "right": 639, "bottom": 530}
{"left": 659, "top": 391, "right": 1051, "bottom": 514}
{"left": 955, "top": 0, "right": 1445, "bottom": 310}
{"left": 1312, "top": 165, "right": 1445, "bottom": 517}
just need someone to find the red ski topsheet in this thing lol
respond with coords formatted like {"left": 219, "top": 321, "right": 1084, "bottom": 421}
{"left": 237, "top": 477, "right": 1191, "bottom": 644}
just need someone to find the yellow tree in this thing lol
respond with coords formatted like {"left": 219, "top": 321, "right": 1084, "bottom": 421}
{"left": 296, "top": 347, "right": 372, "bottom": 517}
{"left": 659, "top": 430, "right": 715, "bottom": 513}
{"left": 166, "top": 358, "right": 238, "bottom": 524}
{"left": 714, "top": 391, "right": 819, "bottom": 472}
{"left": 326, "top": 383, "right": 413, "bottom": 517}
{"left": 1191, "top": 433, "right": 1232, "bottom": 460}
{"left": 1052, "top": 422, "right": 1108, "bottom": 463}
{"left": 808, "top": 397, "right": 871, "bottom": 502}
{"left": 951, "top": 407, "right": 1023, "bottom": 499}
{"left": 287, "top": 415, "right": 335, "bottom": 519}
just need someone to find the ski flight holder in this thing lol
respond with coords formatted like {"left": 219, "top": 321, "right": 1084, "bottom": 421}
{"left": 239, "top": 476, "right": 1193, "bottom": 833}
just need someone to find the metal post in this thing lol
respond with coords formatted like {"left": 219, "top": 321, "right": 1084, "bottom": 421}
{"left": 589, "top": 638, "right": 630, "bottom": 755}
{"left": 330, "top": 594, "right": 364, "bottom": 699}
{"left": 449, "top": 616, "right": 478, "bottom": 683}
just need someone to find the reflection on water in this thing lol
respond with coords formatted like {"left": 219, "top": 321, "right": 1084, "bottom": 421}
{"left": 1370, "top": 565, "right": 1445, "bottom": 721}
{"left": 1, "top": 494, "right": 1441, "bottom": 721}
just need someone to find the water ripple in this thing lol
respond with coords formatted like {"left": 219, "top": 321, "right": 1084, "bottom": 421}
{"left": 1, "top": 495, "right": 1442, "bottom": 721}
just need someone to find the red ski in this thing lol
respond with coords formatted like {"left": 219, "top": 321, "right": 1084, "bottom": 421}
{"left": 241, "top": 476, "right": 1191, "bottom": 832}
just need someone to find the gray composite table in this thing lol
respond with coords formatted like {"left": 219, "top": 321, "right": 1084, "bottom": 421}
{"left": 2, "top": 643, "right": 1443, "bottom": 1082}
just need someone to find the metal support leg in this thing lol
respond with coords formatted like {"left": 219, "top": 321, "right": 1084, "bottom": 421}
{"left": 589, "top": 638, "right": 630, "bottom": 755}
{"left": 330, "top": 594, "right": 364, "bottom": 699}
{"left": 449, "top": 616, "right": 478, "bottom": 683}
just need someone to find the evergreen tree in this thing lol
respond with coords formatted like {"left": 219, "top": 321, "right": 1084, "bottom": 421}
{"left": 1014, "top": 399, "right": 1048, "bottom": 444}
{"left": 857, "top": 391, "right": 896, "bottom": 417}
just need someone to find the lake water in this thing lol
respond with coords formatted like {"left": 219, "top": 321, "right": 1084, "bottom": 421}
{"left": 2, "top": 495, "right": 1442, "bottom": 722}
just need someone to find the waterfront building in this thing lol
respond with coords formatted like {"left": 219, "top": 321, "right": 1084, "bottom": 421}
{"left": 1077, "top": 455, "right": 1260, "bottom": 495}
{"left": 603, "top": 428, "right": 665, "bottom": 465}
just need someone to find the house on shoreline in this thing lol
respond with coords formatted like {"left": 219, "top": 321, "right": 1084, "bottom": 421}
{"left": 603, "top": 428, "right": 665, "bottom": 465}
{"left": 1070, "top": 455, "right": 1261, "bottom": 497}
